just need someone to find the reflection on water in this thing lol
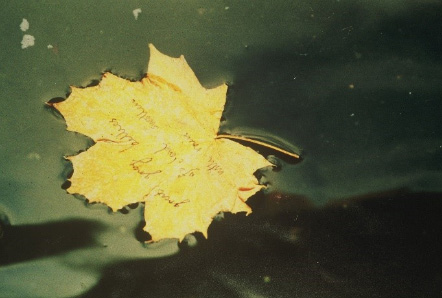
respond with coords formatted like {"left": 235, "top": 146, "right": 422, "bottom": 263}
{"left": 2, "top": 190, "right": 441, "bottom": 297}
{"left": 78, "top": 190, "right": 442, "bottom": 297}
{"left": 0, "top": 219, "right": 104, "bottom": 266}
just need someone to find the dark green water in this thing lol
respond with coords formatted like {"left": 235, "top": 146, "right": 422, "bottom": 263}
{"left": 1, "top": 1, "right": 442, "bottom": 297}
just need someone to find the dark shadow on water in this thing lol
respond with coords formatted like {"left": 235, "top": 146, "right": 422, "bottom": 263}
{"left": 0, "top": 219, "right": 105, "bottom": 266}
{"left": 79, "top": 190, "right": 442, "bottom": 298}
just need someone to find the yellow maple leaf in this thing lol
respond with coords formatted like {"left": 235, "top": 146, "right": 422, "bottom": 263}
{"left": 52, "top": 44, "right": 277, "bottom": 242}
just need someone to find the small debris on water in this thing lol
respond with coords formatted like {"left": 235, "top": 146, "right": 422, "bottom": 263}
{"left": 20, "top": 18, "right": 29, "bottom": 32}
{"left": 133, "top": 8, "right": 142, "bottom": 20}
{"left": 21, "top": 34, "right": 35, "bottom": 49}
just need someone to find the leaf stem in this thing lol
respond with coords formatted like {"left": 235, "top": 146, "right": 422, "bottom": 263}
{"left": 216, "top": 134, "right": 300, "bottom": 159}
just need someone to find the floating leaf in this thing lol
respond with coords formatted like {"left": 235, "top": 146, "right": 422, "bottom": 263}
{"left": 50, "top": 45, "right": 292, "bottom": 241}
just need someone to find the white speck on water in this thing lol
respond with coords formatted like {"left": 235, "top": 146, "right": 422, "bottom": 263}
{"left": 47, "top": 44, "right": 53, "bottom": 49}
{"left": 182, "top": 234, "right": 198, "bottom": 247}
{"left": 20, "top": 18, "right": 29, "bottom": 32}
{"left": 225, "top": 6, "right": 230, "bottom": 10}
{"left": 409, "top": 91, "right": 412, "bottom": 95}
{"left": 21, "top": 34, "right": 35, "bottom": 49}
{"left": 350, "top": 113, "right": 355, "bottom": 117}
{"left": 133, "top": 8, "right": 142, "bottom": 20}
{"left": 27, "top": 152, "right": 41, "bottom": 160}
